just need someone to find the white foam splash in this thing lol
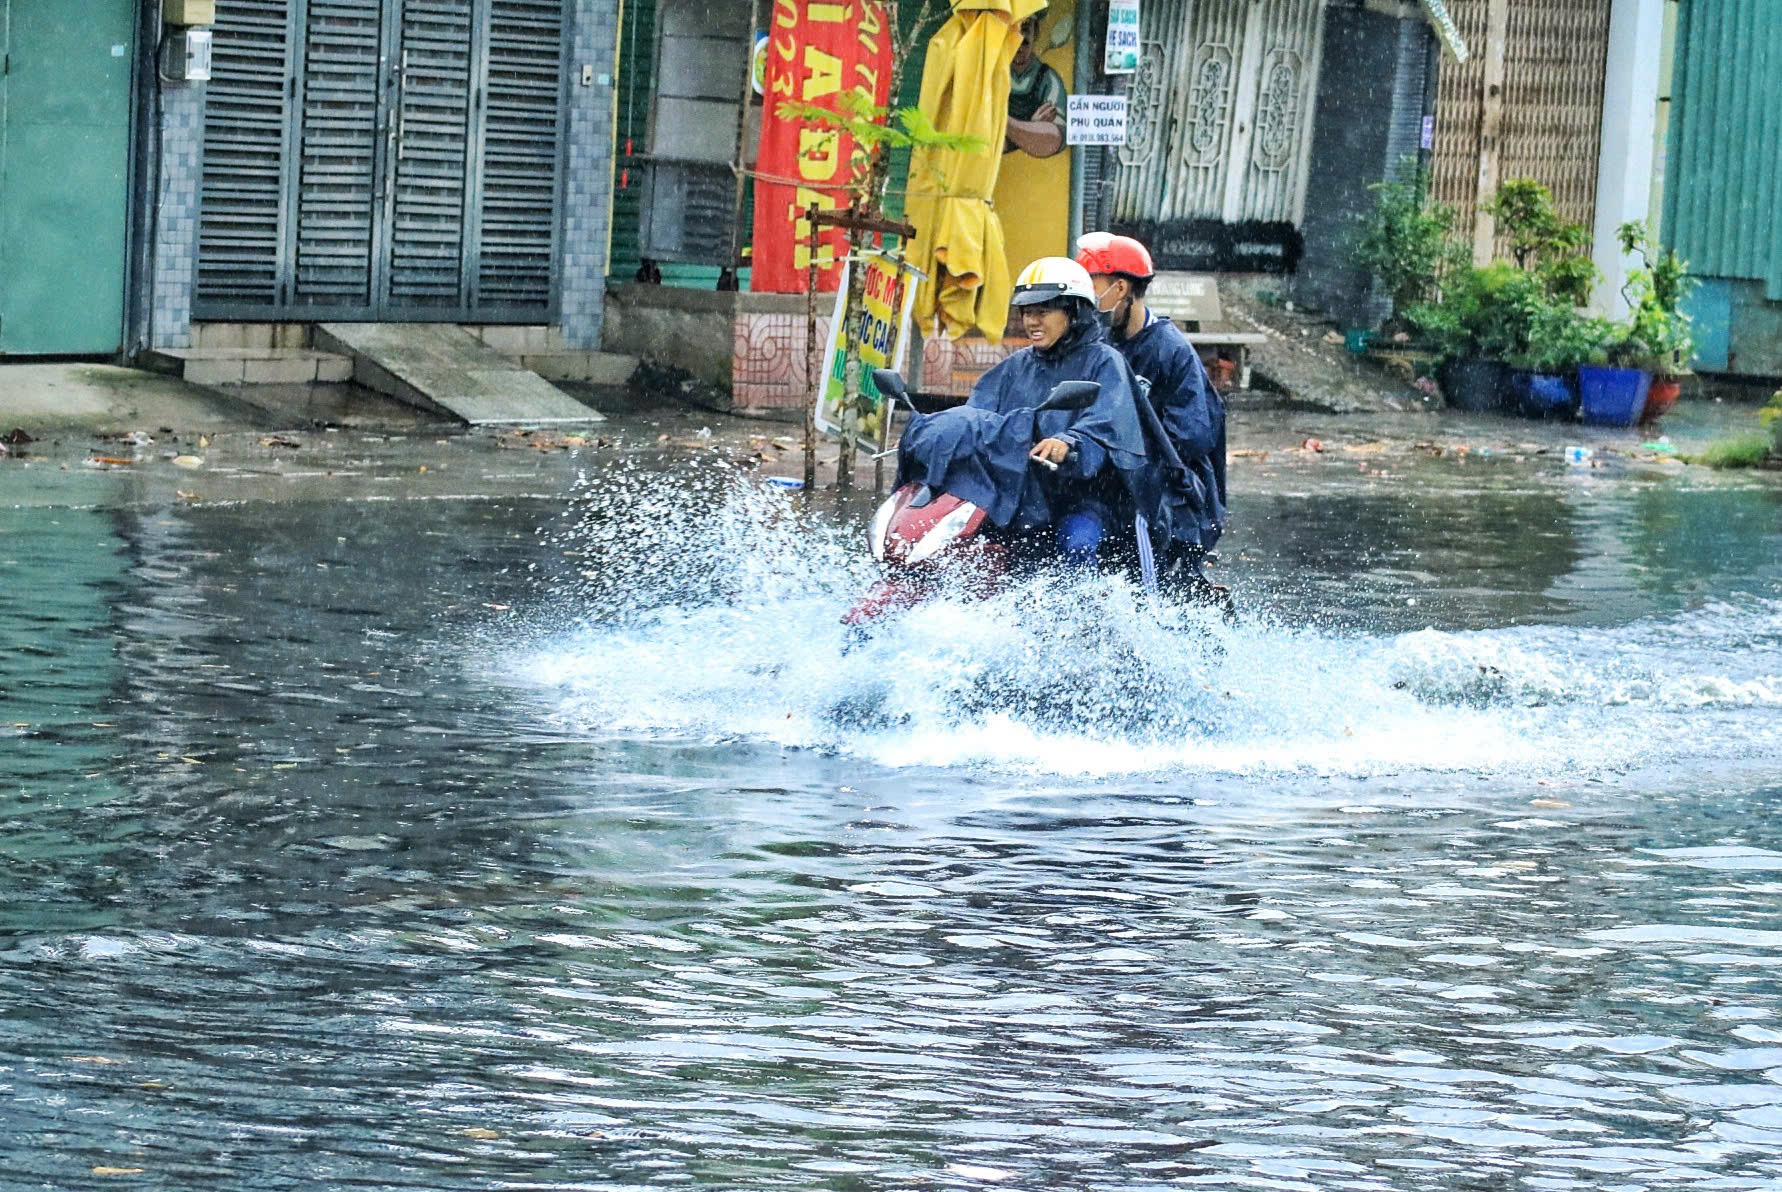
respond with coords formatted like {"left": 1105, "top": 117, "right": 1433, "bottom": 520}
{"left": 512, "top": 467, "right": 1782, "bottom": 778}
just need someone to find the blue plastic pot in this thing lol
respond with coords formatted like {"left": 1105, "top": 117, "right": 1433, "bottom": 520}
{"left": 1506, "top": 370, "right": 1577, "bottom": 419}
{"left": 1577, "top": 365, "right": 1651, "bottom": 427}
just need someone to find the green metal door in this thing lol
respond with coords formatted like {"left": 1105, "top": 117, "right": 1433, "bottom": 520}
{"left": 0, "top": 0, "right": 135, "bottom": 355}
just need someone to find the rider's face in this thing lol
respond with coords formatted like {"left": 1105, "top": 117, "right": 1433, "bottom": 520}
{"left": 1021, "top": 304, "right": 1070, "bottom": 349}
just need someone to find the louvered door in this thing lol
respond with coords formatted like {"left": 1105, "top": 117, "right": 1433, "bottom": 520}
{"left": 385, "top": 0, "right": 475, "bottom": 307}
{"left": 478, "top": 1, "right": 564, "bottom": 307}
{"left": 296, "top": 0, "right": 383, "bottom": 307}
{"left": 196, "top": 0, "right": 298, "bottom": 308}
{"left": 196, "top": 0, "right": 564, "bottom": 320}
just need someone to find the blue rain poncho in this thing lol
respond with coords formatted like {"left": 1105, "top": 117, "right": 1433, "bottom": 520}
{"left": 895, "top": 306, "right": 1154, "bottom": 534}
{"left": 1113, "top": 314, "right": 1227, "bottom": 551}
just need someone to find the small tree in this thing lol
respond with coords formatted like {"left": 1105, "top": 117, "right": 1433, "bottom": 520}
{"left": 1615, "top": 220, "right": 1697, "bottom": 376}
{"left": 1353, "top": 161, "right": 1469, "bottom": 325}
{"left": 1482, "top": 179, "right": 1596, "bottom": 306}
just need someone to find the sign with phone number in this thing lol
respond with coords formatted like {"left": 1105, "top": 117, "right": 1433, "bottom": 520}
{"left": 1066, "top": 95, "right": 1128, "bottom": 146}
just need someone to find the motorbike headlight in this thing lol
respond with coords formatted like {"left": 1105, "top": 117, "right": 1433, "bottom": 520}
{"left": 907, "top": 503, "right": 980, "bottom": 564}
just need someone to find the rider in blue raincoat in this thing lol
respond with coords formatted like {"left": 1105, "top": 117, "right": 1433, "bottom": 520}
{"left": 1076, "top": 232, "right": 1228, "bottom": 574}
{"left": 960, "top": 256, "right": 1152, "bottom": 565}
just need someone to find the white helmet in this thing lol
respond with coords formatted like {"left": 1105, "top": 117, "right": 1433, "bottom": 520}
{"left": 1010, "top": 256, "right": 1097, "bottom": 306}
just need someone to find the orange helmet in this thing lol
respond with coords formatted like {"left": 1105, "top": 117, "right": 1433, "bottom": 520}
{"left": 1074, "top": 232, "right": 1154, "bottom": 281}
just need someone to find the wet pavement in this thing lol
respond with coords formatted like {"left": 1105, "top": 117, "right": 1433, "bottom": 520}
{"left": 3, "top": 389, "right": 1781, "bottom": 1190}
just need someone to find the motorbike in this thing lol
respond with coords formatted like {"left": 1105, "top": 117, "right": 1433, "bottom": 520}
{"left": 843, "top": 368, "right": 1235, "bottom": 627}
{"left": 844, "top": 370, "right": 1116, "bottom": 626}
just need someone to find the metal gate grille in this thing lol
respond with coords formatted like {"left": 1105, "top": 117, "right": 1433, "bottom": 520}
{"left": 1113, "top": 0, "right": 1323, "bottom": 225}
{"left": 197, "top": 0, "right": 564, "bottom": 320}
{"left": 1430, "top": 0, "right": 1610, "bottom": 256}
{"left": 1236, "top": 0, "right": 1323, "bottom": 223}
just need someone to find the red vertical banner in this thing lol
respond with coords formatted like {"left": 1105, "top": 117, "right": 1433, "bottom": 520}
{"left": 749, "top": 0, "right": 892, "bottom": 294}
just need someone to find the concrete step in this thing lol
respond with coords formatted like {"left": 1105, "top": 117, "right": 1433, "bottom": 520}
{"left": 313, "top": 323, "right": 604, "bottom": 425}
{"left": 517, "top": 351, "right": 639, "bottom": 385}
{"left": 144, "top": 347, "right": 354, "bottom": 386}
{"left": 458, "top": 326, "right": 636, "bottom": 385}
{"left": 189, "top": 322, "right": 313, "bottom": 351}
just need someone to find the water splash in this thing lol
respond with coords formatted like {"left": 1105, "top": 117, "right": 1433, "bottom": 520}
{"left": 517, "top": 466, "right": 1782, "bottom": 777}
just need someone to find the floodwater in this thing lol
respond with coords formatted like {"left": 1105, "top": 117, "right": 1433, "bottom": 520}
{"left": 3, "top": 410, "right": 1782, "bottom": 1191}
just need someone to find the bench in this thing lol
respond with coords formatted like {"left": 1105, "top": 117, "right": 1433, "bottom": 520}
{"left": 1145, "top": 272, "right": 1268, "bottom": 390}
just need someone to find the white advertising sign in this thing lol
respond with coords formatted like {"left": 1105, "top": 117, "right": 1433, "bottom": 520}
{"left": 1066, "top": 95, "right": 1128, "bottom": 146}
{"left": 1104, "top": 0, "right": 1140, "bottom": 74}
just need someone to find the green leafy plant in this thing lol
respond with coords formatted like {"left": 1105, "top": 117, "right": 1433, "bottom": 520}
{"left": 1399, "top": 179, "right": 1609, "bottom": 368}
{"left": 1352, "top": 161, "right": 1470, "bottom": 322}
{"left": 1511, "top": 292, "right": 1619, "bottom": 374}
{"left": 1760, "top": 388, "right": 1782, "bottom": 454}
{"left": 1689, "top": 433, "right": 1773, "bottom": 470}
{"left": 775, "top": 91, "right": 985, "bottom": 205}
{"left": 1615, "top": 220, "right": 1697, "bottom": 376}
{"left": 1483, "top": 179, "right": 1597, "bottom": 305}
{"left": 1687, "top": 390, "right": 1781, "bottom": 468}
{"left": 1406, "top": 262, "right": 1544, "bottom": 364}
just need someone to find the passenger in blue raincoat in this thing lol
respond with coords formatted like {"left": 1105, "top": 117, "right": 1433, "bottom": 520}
{"left": 961, "top": 256, "right": 1152, "bottom": 565}
{"left": 1076, "top": 232, "right": 1227, "bottom": 570}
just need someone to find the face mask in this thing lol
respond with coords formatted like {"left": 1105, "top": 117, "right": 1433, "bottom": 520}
{"left": 1095, "top": 284, "right": 1127, "bottom": 331}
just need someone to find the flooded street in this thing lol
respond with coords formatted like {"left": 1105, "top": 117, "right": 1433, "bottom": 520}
{"left": 4, "top": 406, "right": 1782, "bottom": 1190}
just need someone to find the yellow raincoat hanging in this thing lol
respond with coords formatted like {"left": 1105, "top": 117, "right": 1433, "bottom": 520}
{"left": 905, "top": 0, "right": 1048, "bottom": 341}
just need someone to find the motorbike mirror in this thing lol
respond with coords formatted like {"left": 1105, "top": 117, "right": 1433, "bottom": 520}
{"left": 872, "top": 369, "right": 907, "bottom": 399}
{"left": 1037, "top": 381, "right": 1102, "bottom": 412}
{"left": 873, "top": 368, "right": 921, "bottom": 416}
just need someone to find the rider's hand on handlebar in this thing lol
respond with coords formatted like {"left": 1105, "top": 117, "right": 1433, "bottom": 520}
{"left": 1030, "top": 438, "right": 1072, "bottom": 465}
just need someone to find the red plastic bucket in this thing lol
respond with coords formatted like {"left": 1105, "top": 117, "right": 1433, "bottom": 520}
{"left": 1642, "top": 375, "right": 1681, "bottom": 421}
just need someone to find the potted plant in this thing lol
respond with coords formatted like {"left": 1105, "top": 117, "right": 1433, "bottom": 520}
{"left": 1577, "top": 331, "right": 1654, "bottom": 427}
{"left": 1483, "top": 179, "right": 1597, "bottom": 306}
{"left": 1408, "top": 262, "right": 1544, "bottom": 412}
{"left": 1616, "top": 220, "right": 1697, "bottom": 421}
{"left": 1505, "top": 293, "right": 1616, "bottom": 418}
{"left": 1402, "top": 181, "right": 1605, "bottom": 415}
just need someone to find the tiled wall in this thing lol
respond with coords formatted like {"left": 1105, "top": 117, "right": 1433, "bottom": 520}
{"left": 734, "top": 311, "right": 833, "bottom": 408}
{"left": 920, "top": 335, "right": 1024, "bottom": 398}
{"left": 151, "top": 81, "right": 204, "bottom": 350}
{"left": 560, "top": 0, "right": 621, "bottom": 350}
